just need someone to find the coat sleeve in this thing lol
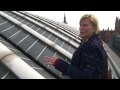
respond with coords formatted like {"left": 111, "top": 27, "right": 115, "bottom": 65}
{"left": 54, "top": 44, "right": 103, "bottom": 79}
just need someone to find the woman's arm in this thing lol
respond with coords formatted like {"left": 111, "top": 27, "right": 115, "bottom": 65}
{"left": 54, "top": 44, "right": 103, "bottom": 79}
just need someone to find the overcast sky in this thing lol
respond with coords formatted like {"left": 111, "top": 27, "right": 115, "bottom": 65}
{"left": 26, "top": 11, "right": 120, "bottom": 31}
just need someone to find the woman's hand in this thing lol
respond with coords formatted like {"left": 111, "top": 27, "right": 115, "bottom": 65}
{"left": 44, "top": 56, "right": 58, "bottom": 66}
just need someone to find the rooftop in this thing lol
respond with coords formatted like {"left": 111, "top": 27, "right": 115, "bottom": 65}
{"left": 0, "top": 11, "right": 81, "bottom": 79}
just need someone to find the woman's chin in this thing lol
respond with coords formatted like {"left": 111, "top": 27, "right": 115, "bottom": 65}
{"left": 80, "top": 35, "right": 84, "bottom": 38}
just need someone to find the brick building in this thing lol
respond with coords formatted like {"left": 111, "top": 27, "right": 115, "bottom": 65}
{"left": 100, "top": 16, "right": 120, "bottom": 43}
{"left": 100, "top": 28, "right": 114, "bottom": 43}
{"left": 115, "top": 16, "right": 120, "bottom": 34}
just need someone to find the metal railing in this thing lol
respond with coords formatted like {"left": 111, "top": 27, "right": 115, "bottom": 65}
{"left": 103, "top": 44, "right": 120, "bottom": 79}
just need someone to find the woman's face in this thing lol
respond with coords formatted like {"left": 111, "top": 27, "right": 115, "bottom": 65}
{"left": 79, "top": 18, "right": 95, "bottom": 39}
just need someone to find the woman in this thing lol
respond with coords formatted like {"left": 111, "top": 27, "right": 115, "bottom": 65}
{"left": 44, "top": 14, "right": 108, "bottom": 79}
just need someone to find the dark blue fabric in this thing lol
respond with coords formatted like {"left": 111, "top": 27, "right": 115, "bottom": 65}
{"left": 54, "top": 34, "right": 108, "bottom": 79}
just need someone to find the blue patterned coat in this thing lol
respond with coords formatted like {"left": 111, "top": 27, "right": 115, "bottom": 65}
{"left": 54, "top": 34, "right": 108, "bottom": 79}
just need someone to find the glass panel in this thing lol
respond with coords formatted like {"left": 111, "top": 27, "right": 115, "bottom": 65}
{"left": 1, "top": 26, "right": 19, "bottom": 38}
{"left": 0, "top": 22, "right": 13, "bottom": 32}
{"left": 16, "top": 17, "right": 23, "bottom": 21}
{"left": 32, "top": 26, "right": 39, "bottom": 30}
{"left": 10, "top": 30, "right": 28, "bottom": 44}
{"left": 0, "top": 62, "right": 9, "bottom": 78}
{"left": 26, "top": 22, "right": 34, "bottom": 27}
{"left": 55, "top": 38, "right": 63, "bottom": 46}
{"left": 36, "top": 28, "right": 45, "bottom": 34}
{"left": 69, "top": 46, "right": 76, "bottom": 54}
{"left": 43, "top": 31, "right": 51, "bottom": 38}
{"left": 11, "top": 15, "right": 19, "bottom": 19}
{"left": 37, "top": 46, "right": 60, "bottom": 78}
{"left": 0, "top": 18, "right": 6, "bottom": 24}
{"left": 21, "top": 20, "right": 28, "bottom": 24}
{"left": 27, "top": 40, "right": 46, "bottom": 59}
{"left": 18, "top": 35, "right": 37, "bottom": 51}
{"left": 49, "top": 34, "right": 57, "bottom": 42}
{"left": 37, "top": 46, "right": 56, "bottom": 64}
{"left": 62, "top": 42, "right": 70, "bottom": 51}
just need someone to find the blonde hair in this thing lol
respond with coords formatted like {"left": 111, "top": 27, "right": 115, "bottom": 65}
{"left": 80, "top": 14, "right": 100, "bottom": 34}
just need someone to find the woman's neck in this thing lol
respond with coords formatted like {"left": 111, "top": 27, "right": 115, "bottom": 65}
{"left": 82, "top": 34, "right": 97, "bottom": 43}
{"left": 82, "top": 38, "right": 89, "bottom": 42}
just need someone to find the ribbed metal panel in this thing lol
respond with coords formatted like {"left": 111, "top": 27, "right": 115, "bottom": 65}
{"left": 0, "top": 11, "right": 78, "bottom": 79}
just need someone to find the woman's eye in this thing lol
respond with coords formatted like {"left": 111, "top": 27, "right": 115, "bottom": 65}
{"left": 84, "top": 24, "right": 88, "bottom": 26}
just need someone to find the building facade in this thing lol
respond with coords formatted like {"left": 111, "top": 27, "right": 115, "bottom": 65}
{"left": 100, "top": 16, "right": 120, "bottom": 53}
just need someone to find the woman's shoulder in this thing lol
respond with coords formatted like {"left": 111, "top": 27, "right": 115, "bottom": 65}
{"left": 86, "top": 34, "right": 103, "bottom": 49}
